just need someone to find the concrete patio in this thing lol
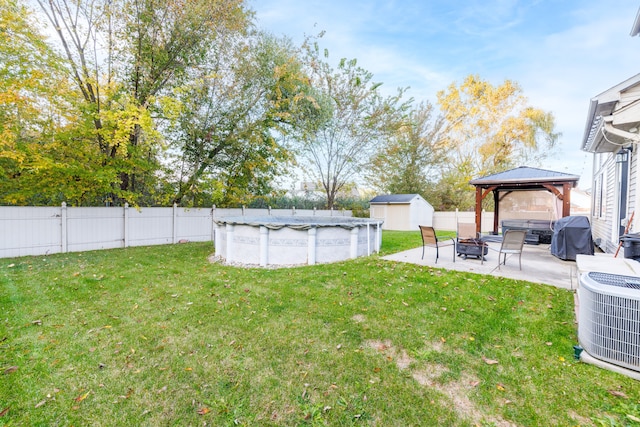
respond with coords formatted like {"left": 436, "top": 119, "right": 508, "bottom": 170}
{"left": 382, "top": 240, "right": 640, "bottom": 290}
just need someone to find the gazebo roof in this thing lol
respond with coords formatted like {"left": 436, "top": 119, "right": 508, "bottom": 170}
{"left": 469, "top": 166, "right": 580, "bottom": 234}
{"left": 469, "top": 166, "right": 580, "bottom": 189}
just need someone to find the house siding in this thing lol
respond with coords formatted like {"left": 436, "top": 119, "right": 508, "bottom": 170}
{"left": 589, "top": 148, "right": 640, "bottom": 255}
{"left": 621, "top": 84, "right": 640, "bottom": 106}
{"left": 605, "top": 157, "right": 617, "bottom": 254}
{"left": 591, "top": 153, "right": 616, "bottom": 253}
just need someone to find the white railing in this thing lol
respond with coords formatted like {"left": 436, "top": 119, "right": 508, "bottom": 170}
{"left": 0, "top": 204, "right": 352, "bottom": 259}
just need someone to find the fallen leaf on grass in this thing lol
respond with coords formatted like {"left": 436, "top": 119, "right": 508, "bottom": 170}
{"left": 3, "top": 366, "right": 18, "bottom": 375}
{"left": 74, "top": 391, "right": 90, "bottom": 403}
{"left": 119, "top": 388, "right": 134, "bottom": 400}
{"left": 482, "top": 356, "right": 499, "bottom": 365}
{"left": 35, "top": 400, "right": 47, "bottom": 408}
{"left": 197, "top": 407, "right": 210, "bottom": 415}
{"left": 157, "top": 386, "right": 167, "bottom": 394}
{"left": 608, "top": 390, "right": 628, "bottom": 399}
{"left": 496, "top": 383, "right": 506, "bottom": 391}
{"left": 0, "top": 407, "right": 8, "bottom": 417}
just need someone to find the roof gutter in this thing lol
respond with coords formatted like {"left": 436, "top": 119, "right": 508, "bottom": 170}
{"left": 631, "top": 7, "right": 640, "bottom": 36}
{"left": 581, "top": 98, "right": 600, "bottom": 151}
{"left": 602, "top": 116, "right": 640, "bottom": 143}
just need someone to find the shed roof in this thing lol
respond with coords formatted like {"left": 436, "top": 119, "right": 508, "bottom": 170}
{"left": 369, "top": 194, "right": 421, "bottom": 204}
{"left": 469, "top": 166, "right": 579, "bottom": 188}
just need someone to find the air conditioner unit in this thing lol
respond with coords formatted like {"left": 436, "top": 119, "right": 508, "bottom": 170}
{"left": 578, "top": 272, "right": 640, "bottom": 373}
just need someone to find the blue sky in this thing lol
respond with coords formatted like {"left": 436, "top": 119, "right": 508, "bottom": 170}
{"left": 249, "top": 0, "right": 640, "bottom": 189}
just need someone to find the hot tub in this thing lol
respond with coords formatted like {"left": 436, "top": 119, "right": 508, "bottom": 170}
{"left": 501, "top": 219, "right": 554, "bottom": 244}
{"left": 213, "top": 216, "right": 383, "bottom": 267}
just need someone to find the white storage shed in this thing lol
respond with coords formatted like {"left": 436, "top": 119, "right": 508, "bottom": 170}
{"left": 369, "top": 194, "right": 434, "bottom": 231}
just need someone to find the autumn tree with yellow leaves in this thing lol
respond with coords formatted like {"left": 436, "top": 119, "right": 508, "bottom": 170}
{"left": 432, "top": 74, "right": 559, "bottom": 210}
{"left": 0, "top": 0, "right": 314, "bottom": 207}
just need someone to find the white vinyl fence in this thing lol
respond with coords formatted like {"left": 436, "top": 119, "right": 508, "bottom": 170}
{"left": 0, "top": 204, "right": 352, "bottom": 259}
{"left": 432, "top": 210, "right": 495, "bottom": 233}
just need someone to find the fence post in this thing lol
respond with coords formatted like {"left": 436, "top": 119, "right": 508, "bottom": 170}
{"left": 172, "top": 203, "right": 178, "bottom": 244}
{"left": 124, "top": 203, "right": 129, "bottom": 248}
{"left": 61, "top": 202, "right": 67, "bottom": 253}
{"left": 292, "top": 206, "right": 296, "bottom": 216}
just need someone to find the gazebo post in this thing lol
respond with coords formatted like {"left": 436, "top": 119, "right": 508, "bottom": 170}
{"left": 475, "top": 187, "right": 483, "bottom": 235}
{"left": 563, "top": 182, "right": 571, "bottom": 217}
{"left": 493, "top": 189, "right": 500, "bottom": 234}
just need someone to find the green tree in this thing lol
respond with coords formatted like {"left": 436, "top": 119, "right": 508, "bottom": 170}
{"left": 367, "top": 101, "right": 445, "bottom": 196}
{"left": 164, "top": 32, "right": 313, "bottom": 207}
{"left": 30, "top": 0, "right": 249, "bottom": 205}
{"left": 295, "top": 40, "right": 408, "bottom": 209}
{"left": 0, "top": 0, "right": 101, "bottom": 205}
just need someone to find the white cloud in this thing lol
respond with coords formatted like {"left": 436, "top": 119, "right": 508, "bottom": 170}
{"left": 250, "top": 0, "right": 640, "bottom": 188}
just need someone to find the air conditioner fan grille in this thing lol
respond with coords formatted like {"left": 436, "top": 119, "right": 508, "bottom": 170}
{"left": 587, "top": 272, "right": 640, "bottom": 289}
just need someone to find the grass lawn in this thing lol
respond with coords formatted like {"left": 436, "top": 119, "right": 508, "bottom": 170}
{"left": 1, "top": 231, "right": 639, "bottom": 426}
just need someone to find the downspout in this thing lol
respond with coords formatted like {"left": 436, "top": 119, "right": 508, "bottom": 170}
{"left": 602, "top": 122, "right": 640, "bottom": 143}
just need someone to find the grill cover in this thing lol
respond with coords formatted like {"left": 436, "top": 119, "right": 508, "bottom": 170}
{"left": 551, "top": 216, "right": 594, "bottom": 261}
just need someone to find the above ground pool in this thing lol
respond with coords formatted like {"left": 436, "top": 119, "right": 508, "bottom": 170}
{"left": 213, "top": 216, "right": 383, "bottom": 267}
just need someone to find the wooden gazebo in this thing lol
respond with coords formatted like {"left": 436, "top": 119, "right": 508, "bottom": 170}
{"left": 469, "top": 166, "right": 580, "bottom": 235}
